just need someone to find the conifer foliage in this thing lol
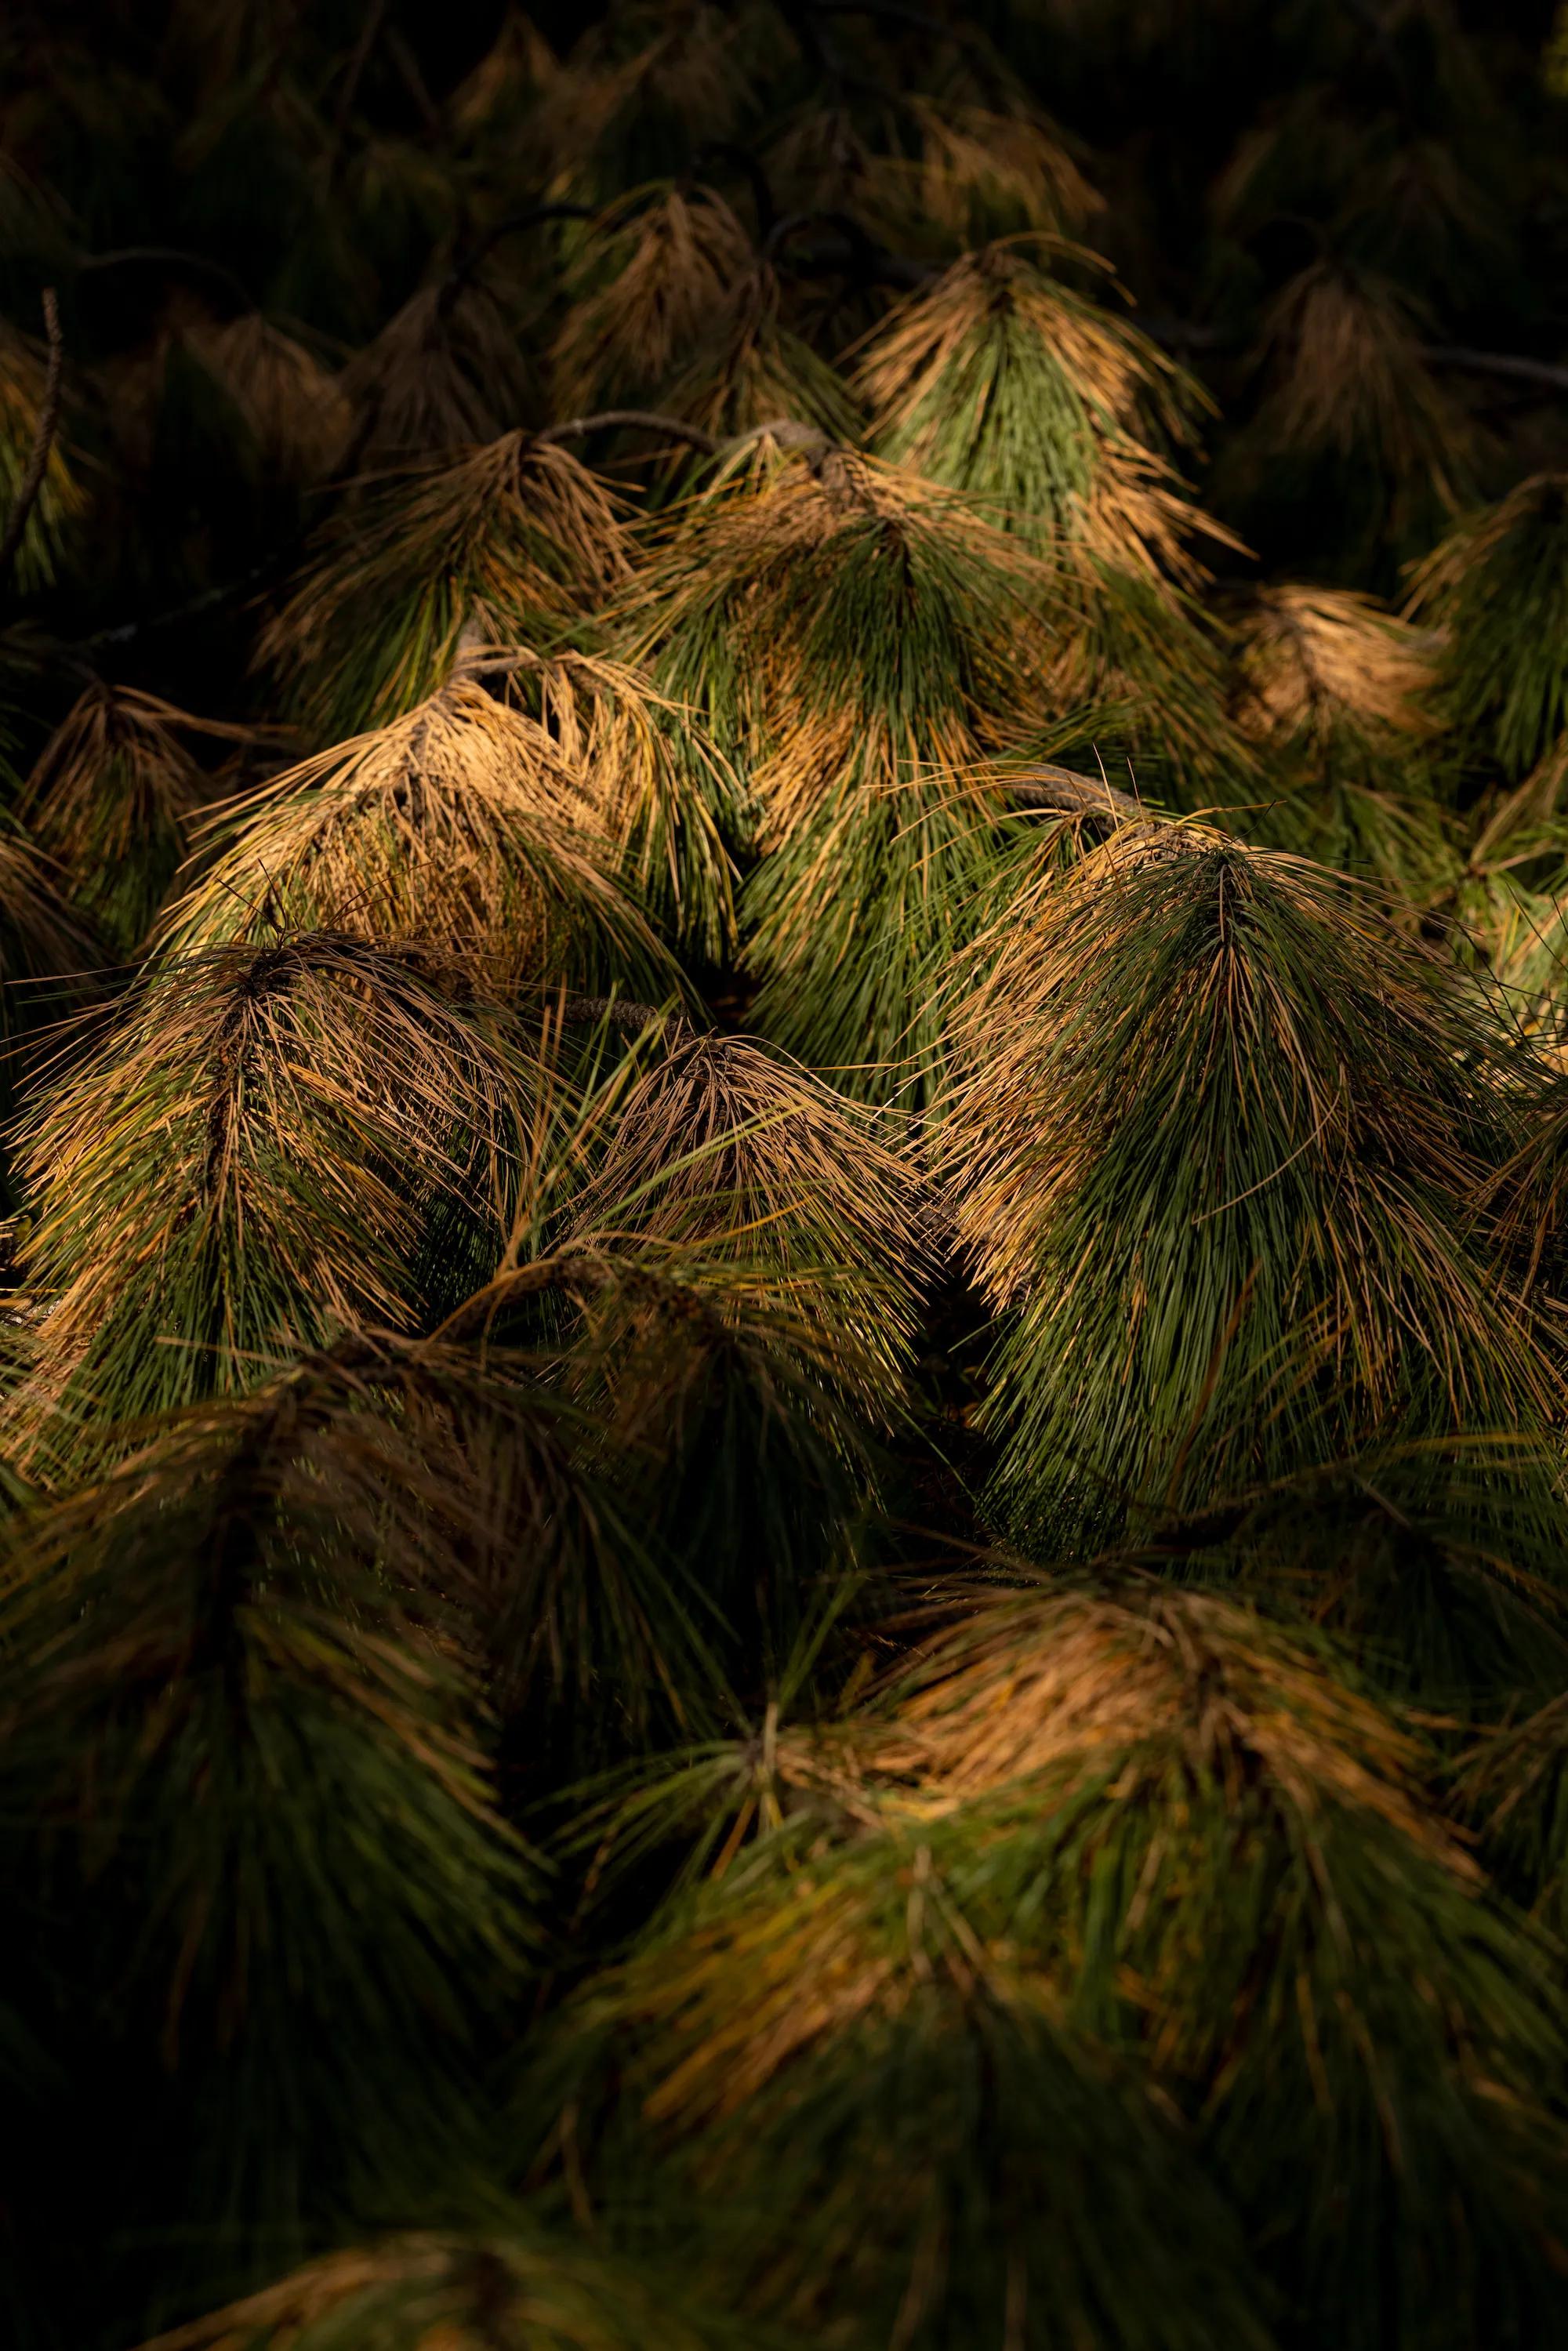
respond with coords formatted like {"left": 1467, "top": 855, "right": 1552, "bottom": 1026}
{"left": 3, "top": 5, "right": 1568, "bottom": 2348}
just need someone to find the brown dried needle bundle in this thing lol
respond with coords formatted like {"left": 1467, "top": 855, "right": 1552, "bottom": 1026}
{"left": 1226, "top": 586, "right": 1450, "bottom": 892}
{"left": 854, "top": 241, "right": 1246, "bottom": 792}
{"left": 885, "top": 1576, "right": 1454, "bottom": 1838}
{"left": 938, "top": 820, "right": 1556, "bottom": 1543}
{"left": 902, "top": 97, "right": 1103, "bottom": 239}
{"left": 1232, "top": 585, "right": 1439, "bottom": 746}
{"left": 1247, "top": 260, "right": 1472, "bottom": 521}
{"left": 162, "top": 677, "right": 681, "bottom": 998}
{"left": 257, "top": 433, "right": 634, "bottom": 740}
{"left": 6, "top": 931, "right": 539, "bottom": 1452}
{"left": 20, "top": 680, "right": 266, "bottom": 955}
{"left": 568, "top": 1026, "right": 924, "bottom": 1401}
{"left": 183, "top": 311, "right": 354, "bottom": 480}
{"left": 620, "top": 445, "right": 1054, "bottom": 1098}
{"left": 552, "top": 184, "right": 755, "bottom": 412}
{"left": 855, "top": 241, "right": 1207, "bottom": 577}
{"left": 0, "top": 317, "right": 80, "bottom": 593}
{"left": 863, "top": 1572, "right": 1568, "bottom": 2348}
{"left": 339, "top": 274, "right": 538, "bottom": 466}
{"left": 496, "top": 647, "right": 741, "bottom": 959}
{"left": 550, "top": 1575, "right": 1568, "bottom": 2350}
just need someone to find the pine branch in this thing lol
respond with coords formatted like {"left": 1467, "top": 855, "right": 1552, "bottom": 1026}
{"left": 76, "top": 246, "right": 252, "bottom": 313}
{"left": 534, "top": 412, "right": 833, "bottom": 460}
{"left": 535, "top": 411, "right": 722, "bottom": 456}
{"left": 326, "top": 0, "right": 391, "bottom": 187}
{"left": 809, "top": 0, "right": 964, "bottom": 35}
{"left": 767, "top": 209, "right": 936, "bottom": 292}
{"left": 1007, "top": 764, "right": 1146, "bottom": 823}
{"left": 0, "top": 288, "right": 63, "bottom": 597}
{"left": 439, "top": 202, "right": 597, "bottom": 314}
{"left": 1138, "top": 312, "right": 1568, "bottom": 397}
{"left": 691, "top": 141, "right": 779, "bottom": 241}
{"left": 1421, "top": 345, "right": 1568, "bottom": 396}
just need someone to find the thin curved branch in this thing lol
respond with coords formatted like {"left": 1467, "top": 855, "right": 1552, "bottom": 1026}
{"left": 764, "top": 208, "right": 935, "bottom": 292}
{"left": 1138, "top": 311, "right": 1568, "bottom": 397}
{"left": 0, "top": 288, "right": 64, "bottom": 596}
{"left": 691, "top": 140, "right": 779, "bottom": 241}
{"left": 535, "top": 410, "right": 721, "bottom": 456}
{"left": 326, "top": 0, "right": 390, "bottom": 187}
{"left": 1420, "top": 345, "right": 1568, "bottom": 396}
{"left": 1007, "top": 764, "right": 1146, "bottom": 823}
{"left": 809, "top": 0, "right": 964, "bottom": 34}
{"left": 430, "top": 1248, "right": 612, "bottom": 1345}
{"left": 77, "top": 245, "right": 252, "bottom": 314}
{"left": 440, "top": 201, "right": 596, "bottom": 311}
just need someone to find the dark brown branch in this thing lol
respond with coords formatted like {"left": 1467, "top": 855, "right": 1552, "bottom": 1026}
{"left": 809, "top": 0, "right": 963, "bottom": 35}
{"left": 766, "top": 209, "right": 936, "bottom": 292}
{"left": 691, "top": 141, "right": 778, "bottom": 241}
{"left": 1419, "top": 345, "right": 1568, "bottom": 396}
{"left": 534, "top": 410, "right": 720, "bottom": 456}
{"left": 0, "top": 288, "right": 64, "bottom": 597}
{"left": 440, "top": 202, "right": 596, "bottom": 312}
{"left": 550, "top": 993, "right": 685, "bottom": 1036}
{"left": 326, "top": 0, "right": 390, "bottom": 187}
{"left": 77, "top": 245, "right": 252, "bottom": 313}
{"left": 1007, "top": 764, "right": 1146, "bottom": 823}
{"left": 1139, "top": 311, "right": 1568, "bottom": 398}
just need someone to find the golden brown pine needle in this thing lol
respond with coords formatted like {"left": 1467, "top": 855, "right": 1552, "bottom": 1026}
{"left": 183, "top": 312, "right": 354, "bottom": 478}
{"left": 553, "top": 185, "right": 755, "bottom": 412}
{"left": 1232, "top": 585, "right": 1439, "bottom": 746}
{"left": 162, "top": 677, "right": 680, "bottom": 995}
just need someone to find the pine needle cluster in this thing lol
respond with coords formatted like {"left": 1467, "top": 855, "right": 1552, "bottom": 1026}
{"left": 2, "top": 5, "right": 1568, "bottom": 2349}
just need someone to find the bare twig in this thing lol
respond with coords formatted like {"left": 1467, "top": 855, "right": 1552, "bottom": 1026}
{"left": 535, "top": 410, "right": 721, "bottom": 456}
{"left": 691, "top": 140, "right": 779, "bottom": 241}
{"left": 1419, "top": 345, "right": 1568, "bottom": 396}
{"left": 326, "top": 0, "right": 390, "bottom": 187}
{"left": 550, "top": 994, "right": 684, "bottom": 1035}
{"left": 766, "top": 209, "right": 935, "bottom": 292}
{"left": 1138, "top": 310, "right": 1568, "bottom": 398}
{"left": 77, "top": 245, "right": 252, "bottom": 313}
{"left": 809, "top": 0, "right": 964, "bottom": 35}
{"left": 0, "top": 288, "right": 64, "bottom": 597}
{"left": 1007, "top": 764, "right": 1145, "bottom": 823}
{"left": 439, "top": 201, "right": 596, "bottom": 314}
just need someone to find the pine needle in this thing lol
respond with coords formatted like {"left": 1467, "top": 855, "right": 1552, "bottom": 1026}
{"left": 619, "top": 447, "right": 1054, "bottom": 1100}
{"left": 6, "top": 931, "right": 540, "bottom": 1453}
{"left": 340, "top": 274, "right": 538, "bottom": 465}
{"left": 1406, "top": 472, "right": 1568, "bottom": 778}
{"left": 937, "top": 822, "right": 1559, "bottom": 1543}
{"left": 183, "top": 311, "right": 354, "bottom": 480}
{"left": 553, "top": 184, "right": 756, "bottom": 412}
{"left": 20, "top": 682, "right": 266, "bottom": 956}
{"left": 259, "top": 435, "right": 632, "bottom": 740}
{"left": 0, "top": 316, "right": 81, "bottom": 593}
{"left": 163, "top": 677, "right": 682, "bottom": 996}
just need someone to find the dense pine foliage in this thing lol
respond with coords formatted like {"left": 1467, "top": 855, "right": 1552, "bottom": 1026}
{"left": 6, "top": 2, "right": 1568, "bottom": 2344}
